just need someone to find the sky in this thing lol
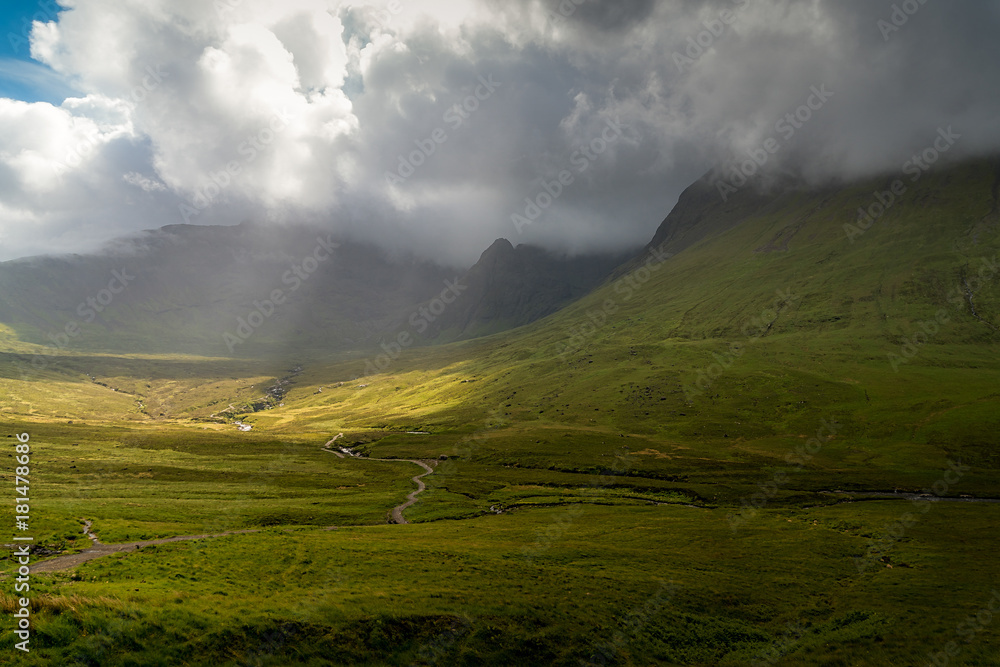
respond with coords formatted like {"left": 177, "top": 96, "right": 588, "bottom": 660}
{"left": 0, "top": 0, "right": 999, "bottom": 265}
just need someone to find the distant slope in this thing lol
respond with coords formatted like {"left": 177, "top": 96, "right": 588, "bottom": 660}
{"left": 0, "top": 223, "right": 632, "bottom": 360}
{"left": 0, "top": 223, "right": 454, "bottom": 357}
{"left": 403, "top": 238, "right": 633, "bottom": 343}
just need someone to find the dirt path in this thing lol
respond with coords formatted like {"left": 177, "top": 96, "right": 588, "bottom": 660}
{"left": 30, "top": 437, "right": 436, "bottom": 572}
{"left": 31, "top": 522, "right": 263, "bottom": 573}
{"left": 817, "top": 491, "right": 1000, "bottom": 503}
{"left": 321, "top": 435, "right": 436, "bottom": 524}
{"left": 322, "top": 433, "right": 347, "bottom": 458}
{"left": 382, "top": 459, "right": 434, "bottom": 524}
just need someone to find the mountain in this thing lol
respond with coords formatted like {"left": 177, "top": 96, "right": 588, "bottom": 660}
{"left": 276, "top": 153, "right": 1000, "bottom": 492}
{"left": 0, "top": 223, "right": 457, "bottom": 358}
{"left": 392, "top": 238, "right": 635, "bottom": 344}
{"left": 0, "top": 222, "right": 629, "bottom": 360}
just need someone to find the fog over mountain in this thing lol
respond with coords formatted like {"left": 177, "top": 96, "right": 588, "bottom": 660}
{"left": 1, "top": 0, "right": 998, "bottom": 264}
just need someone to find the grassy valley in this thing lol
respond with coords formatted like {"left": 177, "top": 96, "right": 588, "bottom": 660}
{"left": 1, "top": 157, "right": 999, "bottom": 665}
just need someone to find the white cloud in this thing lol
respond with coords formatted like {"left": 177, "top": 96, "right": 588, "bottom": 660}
{"left": 123, "top": 172, "right": 167, "bottom": 192}
{"left": 0, "top": 0, "right": 998, "bottom": 264}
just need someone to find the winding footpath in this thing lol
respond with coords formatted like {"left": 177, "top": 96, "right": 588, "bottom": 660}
{"left": 323, "top": 433, "right": 346, "bottom": 458}
{"left": 386, "top": 459, "right": 435, "bottom": 524}
{"left": 817, "top": 491, "right": 1000, "bottom": 504}
{"left": 28, "top": 435, "right": 438, "bottom": 573}
{"left": 31, "top": 521, "right": 262, "bottom": 573}
{"left": 321, "top": 432, "right": 437, "bottom": 524}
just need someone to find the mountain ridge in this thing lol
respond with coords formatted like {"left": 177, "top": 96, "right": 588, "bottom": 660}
{"left": 0, "top": 222, "right": 633, "bottom": 359}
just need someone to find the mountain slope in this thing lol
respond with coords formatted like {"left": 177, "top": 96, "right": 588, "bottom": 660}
{"left": 398, "top": 238, "right": 633, "bottom": 343}
{"left": 0, "top": 223, "right": 629, "bottom": 359}
{"left": 4, "top": 155, "right": 999, "bottom": 449}
{"left": 263, "top": 154, "right": 1000, "bottom": 495}
{"left": 0, "top": 223, "right": 456, "bottom": 357}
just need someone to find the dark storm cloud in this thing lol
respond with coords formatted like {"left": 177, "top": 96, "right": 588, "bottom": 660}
{"left": 565, "top": 0, "right": 658, "bottom": 32}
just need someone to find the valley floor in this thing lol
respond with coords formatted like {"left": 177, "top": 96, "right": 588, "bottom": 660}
{"left": 2, "top": 406, "right": 999, "bottom": 666}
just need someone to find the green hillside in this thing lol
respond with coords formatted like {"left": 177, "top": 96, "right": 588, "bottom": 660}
{"left": 272, "top": 155, "right": 1000, "bottom": 487}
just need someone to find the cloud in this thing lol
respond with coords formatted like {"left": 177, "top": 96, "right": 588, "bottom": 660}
{"left": 123, "top": 171, "right": 167, "bottom": 193}
{"left": 0, "top": 0, "right": 998, "bottom": 264}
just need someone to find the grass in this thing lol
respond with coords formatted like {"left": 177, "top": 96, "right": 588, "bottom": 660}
{"left": 0, "top": 422, "right": 423, "bottom": 548}
{"left": 2, "top": 504, "right": 999, "bottom": 665}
